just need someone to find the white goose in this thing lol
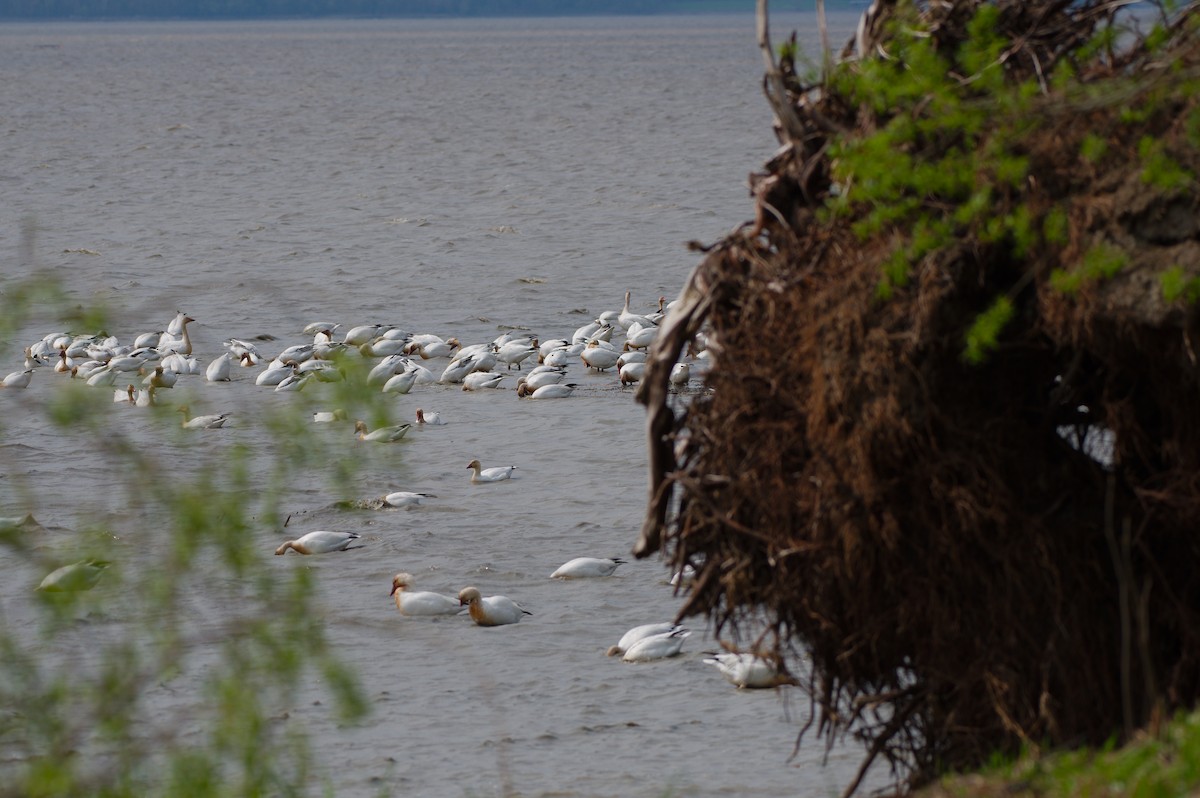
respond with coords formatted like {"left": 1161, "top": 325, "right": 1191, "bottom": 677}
{"left": 462, "top": 372, "right": 505, "bottom": 391}
{"left": 622, "top": 628, "right": 690, "bottom": 662}
{"left": 390, "top": 573, "right": 464, "bottom": 617}
{"left": 157, "top": 313, "right": 195, "bottom": 355}
{"left": 580, "top": 341, "right": 620, "bottom": 372}
{"left": 550, "top": 557, "right": 624, "bottom": 579}
{"left": 382, "top": 367, "right": 420, "bottom": 395}
{"left": 37, "top": 559, "right": 111, "bottom": 592}
{"left": 618, "top": 291, "right": 657, "bottom": 330}
{"left": 1, "top": 368, "right": 34, "bottom": 388}
{"left": 619, "top": 362, "right": 646, "bottom": 386}
{"left": 205, "top": 353, "right": 233, "bottom": 382}
{"left": 703, "top": 651, "right": 795, "bottom": 688}
{"left": 495, "top": 340, "right": 537, "bottom": 370}
{"left": 517, "top": 382, "right": 576, "bottom": 399}
{"left": 415, "top": 408, "right": 446, "bottom": 426}
{"left": 467, "top": 459, "right": 516, "bottom": 483}
{"left": 354, "top": 420, "right": 410, "bottom": 442}
{"left": 274, "top": 530, "right": 361, "bottom": 555}
{"left": 669, "top": 362, "right": 691, "bottom": 389}
{"left": 458, "top": 586, "right": 531, "bottom": 626}
{"left": 380, "top": 491, "right": 434, "bottom": 508}
{"left": 607, "top": 623, "right": 685, "bottom": 657}
{"left": 178, "top": 406, "right": 230, "bottom": 429}
{"left": 312, "top": 409, "right": 347, "bottom": 423}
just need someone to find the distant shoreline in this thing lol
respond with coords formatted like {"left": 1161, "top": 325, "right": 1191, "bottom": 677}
{"left": 0, "top": 1, "right": 868, "bottom": 22}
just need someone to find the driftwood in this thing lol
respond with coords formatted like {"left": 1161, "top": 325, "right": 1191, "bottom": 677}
{"left": 636, "top": 1, "right": 1200, "bottom": 794}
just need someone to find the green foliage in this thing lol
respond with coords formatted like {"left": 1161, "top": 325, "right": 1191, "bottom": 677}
{"left": 1159, "top": 265, "right": 1200, "bottom": 304}
{"left": 827, "top": 2, "right": 1039, "bottom": 300}
{"left": 1050, "top": 243, "right": 1129, "bottom": 294}
{"left": 963, "top": 295, "right": 1014, "bottom": 365}
{"left": 1138, "top": 136, "right": 1194, "bottom": 191}
{"left": 0, "top": 271, "right": 383, "bottom": 796}
{"left": 1080, "top": 133, "right": 1108, "bottom": 164}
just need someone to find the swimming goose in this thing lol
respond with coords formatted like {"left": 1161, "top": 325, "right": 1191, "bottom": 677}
{"left": 157, "top": 313, "right": 195, "bottom": 355}
{"left": 275, "top": 343, "right": 316, "bottom": 365}
{"left": 179, "top": 406, "right": 230, "bottom": 429}
{"left": 161, "top": 352, "right": 201, "bottom": 374}
{"left": 703, "top": 651, "right": 795, "bottom": 688}
{"left": 466, "top": 459, "right": 516, "bottom": 482}
{"left": 1, "top": 369, "right": 34, "bottom": 388}
{"left": 115, "top": 384, "right": 136, "bottom": 404}
{"left": 607, "top": 623, "right": 685, "bottom": 657}
{"left": 382, "top": 367, "right": 421, "bottom": 394}
{"left": 458, "top": 586, "right": 531, "bottom": 626}
{"left": 37, "top": 559, "right": 111, "bottom": 592}
{"left": 622, "top": 628, "right": 690, "bottom": 662}
{"left": 273, "top": 371, "right": 311, "bottom": 392}
{"left": 415, "top": 408, "right": 446, "bottom": 426}
{"left": 390, "top": 573, "right": 464, "bottom": 617}
{"left": 462, "top": 372, "right": 506, "bottom": 391}
{"left": 205, "top": 353, "right": 233, "bottom": 382}
{"left": 225, "top": 338, "right": 263, "bottom": 364}
{"left": 517, "top": 382, "right": 577, "bottom": 399}
{"left": 54, "top": 348, "right": 73, "bottom": 374}
{"left": 516, "top": 369, "right": 565, "bottom": 391}
{"left": 144, "top": 365, "right": 178, "bottom": 389}
{"left": 413, "top": 337, "right": 461, "bottom": 359}
{"left": 312, "top": 409, "right": 347, "bottom": 423}
{"left": 343, "top": 324, "right": 388, "bottom": 346}
{"left": 354, "top": 420, "right": 411, "bottom": 442}
{"left": 274, "top": 530, "right": 361, "bottom": 555}
{"left": 550, "top": 557, "right": 624, "bottom": 579}
{"left": 439, "top": 354, "right": 479, "bottom": 384}
{"left": 255, "top": 360, "right": 295, "bottom": 387}
{"left": 380, "top": 491, "right": 434, "bottom": 508}
{"left": 367, "top": 354, "right": 409, "bottom": 385}
{"left": 361, "top": 336, "right": 411, "bottom": 357}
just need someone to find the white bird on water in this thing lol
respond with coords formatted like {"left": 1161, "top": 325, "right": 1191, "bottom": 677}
{"left": 458, "top": 586, "right": 531, "bottom": 626}
{"left": 390, "top": 573, "right": 464, "bottom": 617}
{"left": 178, "top": 406, "right": 230, "bottom": 429}
{"left": 622, "top": 628, "right": 690, "bottom": 662}
{"left": 550, "top": 557, "right": 625, "bottom": 579}
{"left": 1, "top": 369, "right": 34, "bottom": 389}
{"left": 354, "top": 420, "right": 410, "bottom": 442}
{"left": 466, "top": 459, "right": 516, "bottom": 483}
{"left": 415, "top": 408, "right": 446, "bottom": 426}
{"left": 380, "top": 491, "right": 434, "bottom": 508}
{"left": 205, "top": 352, "right": 233, "bottom": 382}
{"left": 274, "top": 530, "right": 361, "bottom": 555}
{"left": 607, "top": 623, "right": 685, "bottom": 657}
{"left": 703, "top": 651, "right": 796, "bottom": 688}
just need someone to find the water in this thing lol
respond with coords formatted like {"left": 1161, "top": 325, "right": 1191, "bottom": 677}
{"left": 0, "top": 12, "right": 888, "bottom": 797}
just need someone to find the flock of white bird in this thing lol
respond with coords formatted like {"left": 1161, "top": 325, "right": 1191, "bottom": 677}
{"left": 7, "top": 293, "right": 790, "bottom": 688}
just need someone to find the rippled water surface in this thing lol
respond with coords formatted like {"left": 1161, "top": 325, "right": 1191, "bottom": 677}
{"left": 0, "top": 11, "right": 887, "bottom": 797}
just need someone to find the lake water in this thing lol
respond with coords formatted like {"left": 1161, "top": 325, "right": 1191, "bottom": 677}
{"left": 0, "top": 11, "right": 889, "bottom": 797}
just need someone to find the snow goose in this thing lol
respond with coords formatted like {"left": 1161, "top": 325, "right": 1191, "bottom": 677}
{"left": 495, "top": 340, "right": 537, "bottom": 370}
{"left": 54, "top": 349, "right": 73, "bottom": 373}
{"left": 622, "top": 628, "right": 690, "bottom": 662}
{"left": 669, "top": 362, "right": 691, "bottom": 389}
{"left": 85, "top": 365, "right": 119, "bottom": 387}
{"left": 342, "top": 324, "right": 388, "bottom": 346}
{"left": 580, "top": 341, "right": 620, "bottom": 372}
{"left": 516, "top": 369, "right": 565, "bottom": 391}
{"left": 354, "top": 420, "right": 411, "bottom": 442}
{"left": 390, "top": 573, "right": 464, "bottom": 617}
{"left": 144, "top": 365, "right": 178, "bottom": 389}
{"left": 439, "top": 354, "right": 479, "bottom": 384}
{"left": 623, "top": 322, "right": 659, "bottom": 351}
{"left": 274, "top": 530, "right": 360, "bottom": 555}
{"left": 114, "top": 384, "right": 136, "bottom": 404}
{"left": 205, "top": 353, "right": 233, "bottom": 382}
{"left": 312, "top": 409, "right": 347, "bottom": 423}
{"left": 273, "top": 371, "right": 311, "bottom": 392}
{"left": 1, "top": 368, "right": 34, "bottom": 388}
{"left": 275, "top": 343, "right": 316, "bottom": 365}
{"left": 462, "top": 372, "right": 505, "bottom": 391}
{"left": 367, "top": 354, "right": 409, "bottom": 386}
{"left": 550, "top": 557, "right": 624, "bottom": 579}
{"left": 618, "top": 291, "right": 657, "bottom": 330}
{"left": 458, "top": 586, "right": 531, "bottom": 626}
{"left": 538, "top": 338, "right": 570, "bottom": 361}
{"left": 607, "top": 623, "right": 685, "bottom": 657}
{"left": 415, "top": 408, "right": 446, "bottom": 426}
{"left": 571, "top": 320, "right": 602, "bottom": 344}
{"left": 466, "top": 459, "right": 516, "bottom": 483}
{"left": 178, "top": 406, "right": 230, "bottom": 429}
{"left": 619, "top": 362, "right": 646, "bottom": 386}
{"left": 382, "top": 367, "right": 420, "bottom": 395}
{"left": 380, "top": 491, "right": 434, "bottom": 508}
{"left": 517, "top": 382, "right": 577, "bottom": 399}
{"left": 361, "top": 336, "right": 411, "bottom": 357}
{"left": 703, "top": 651, "right": 796, "bottom": 688}
{"left": 37, "top": 559, "right": 110, "bottom": 592}
{"left": 414, "top": 337, "right": 461, "bottom": 359}
{"left": 157, "top": 313, "right": 195, "bottom": 355}
{"left": 255, "top": 360, "right": 295, "bottom": 387}
{"left": 542, "top": 348, "right": 572, "bottom": 368}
